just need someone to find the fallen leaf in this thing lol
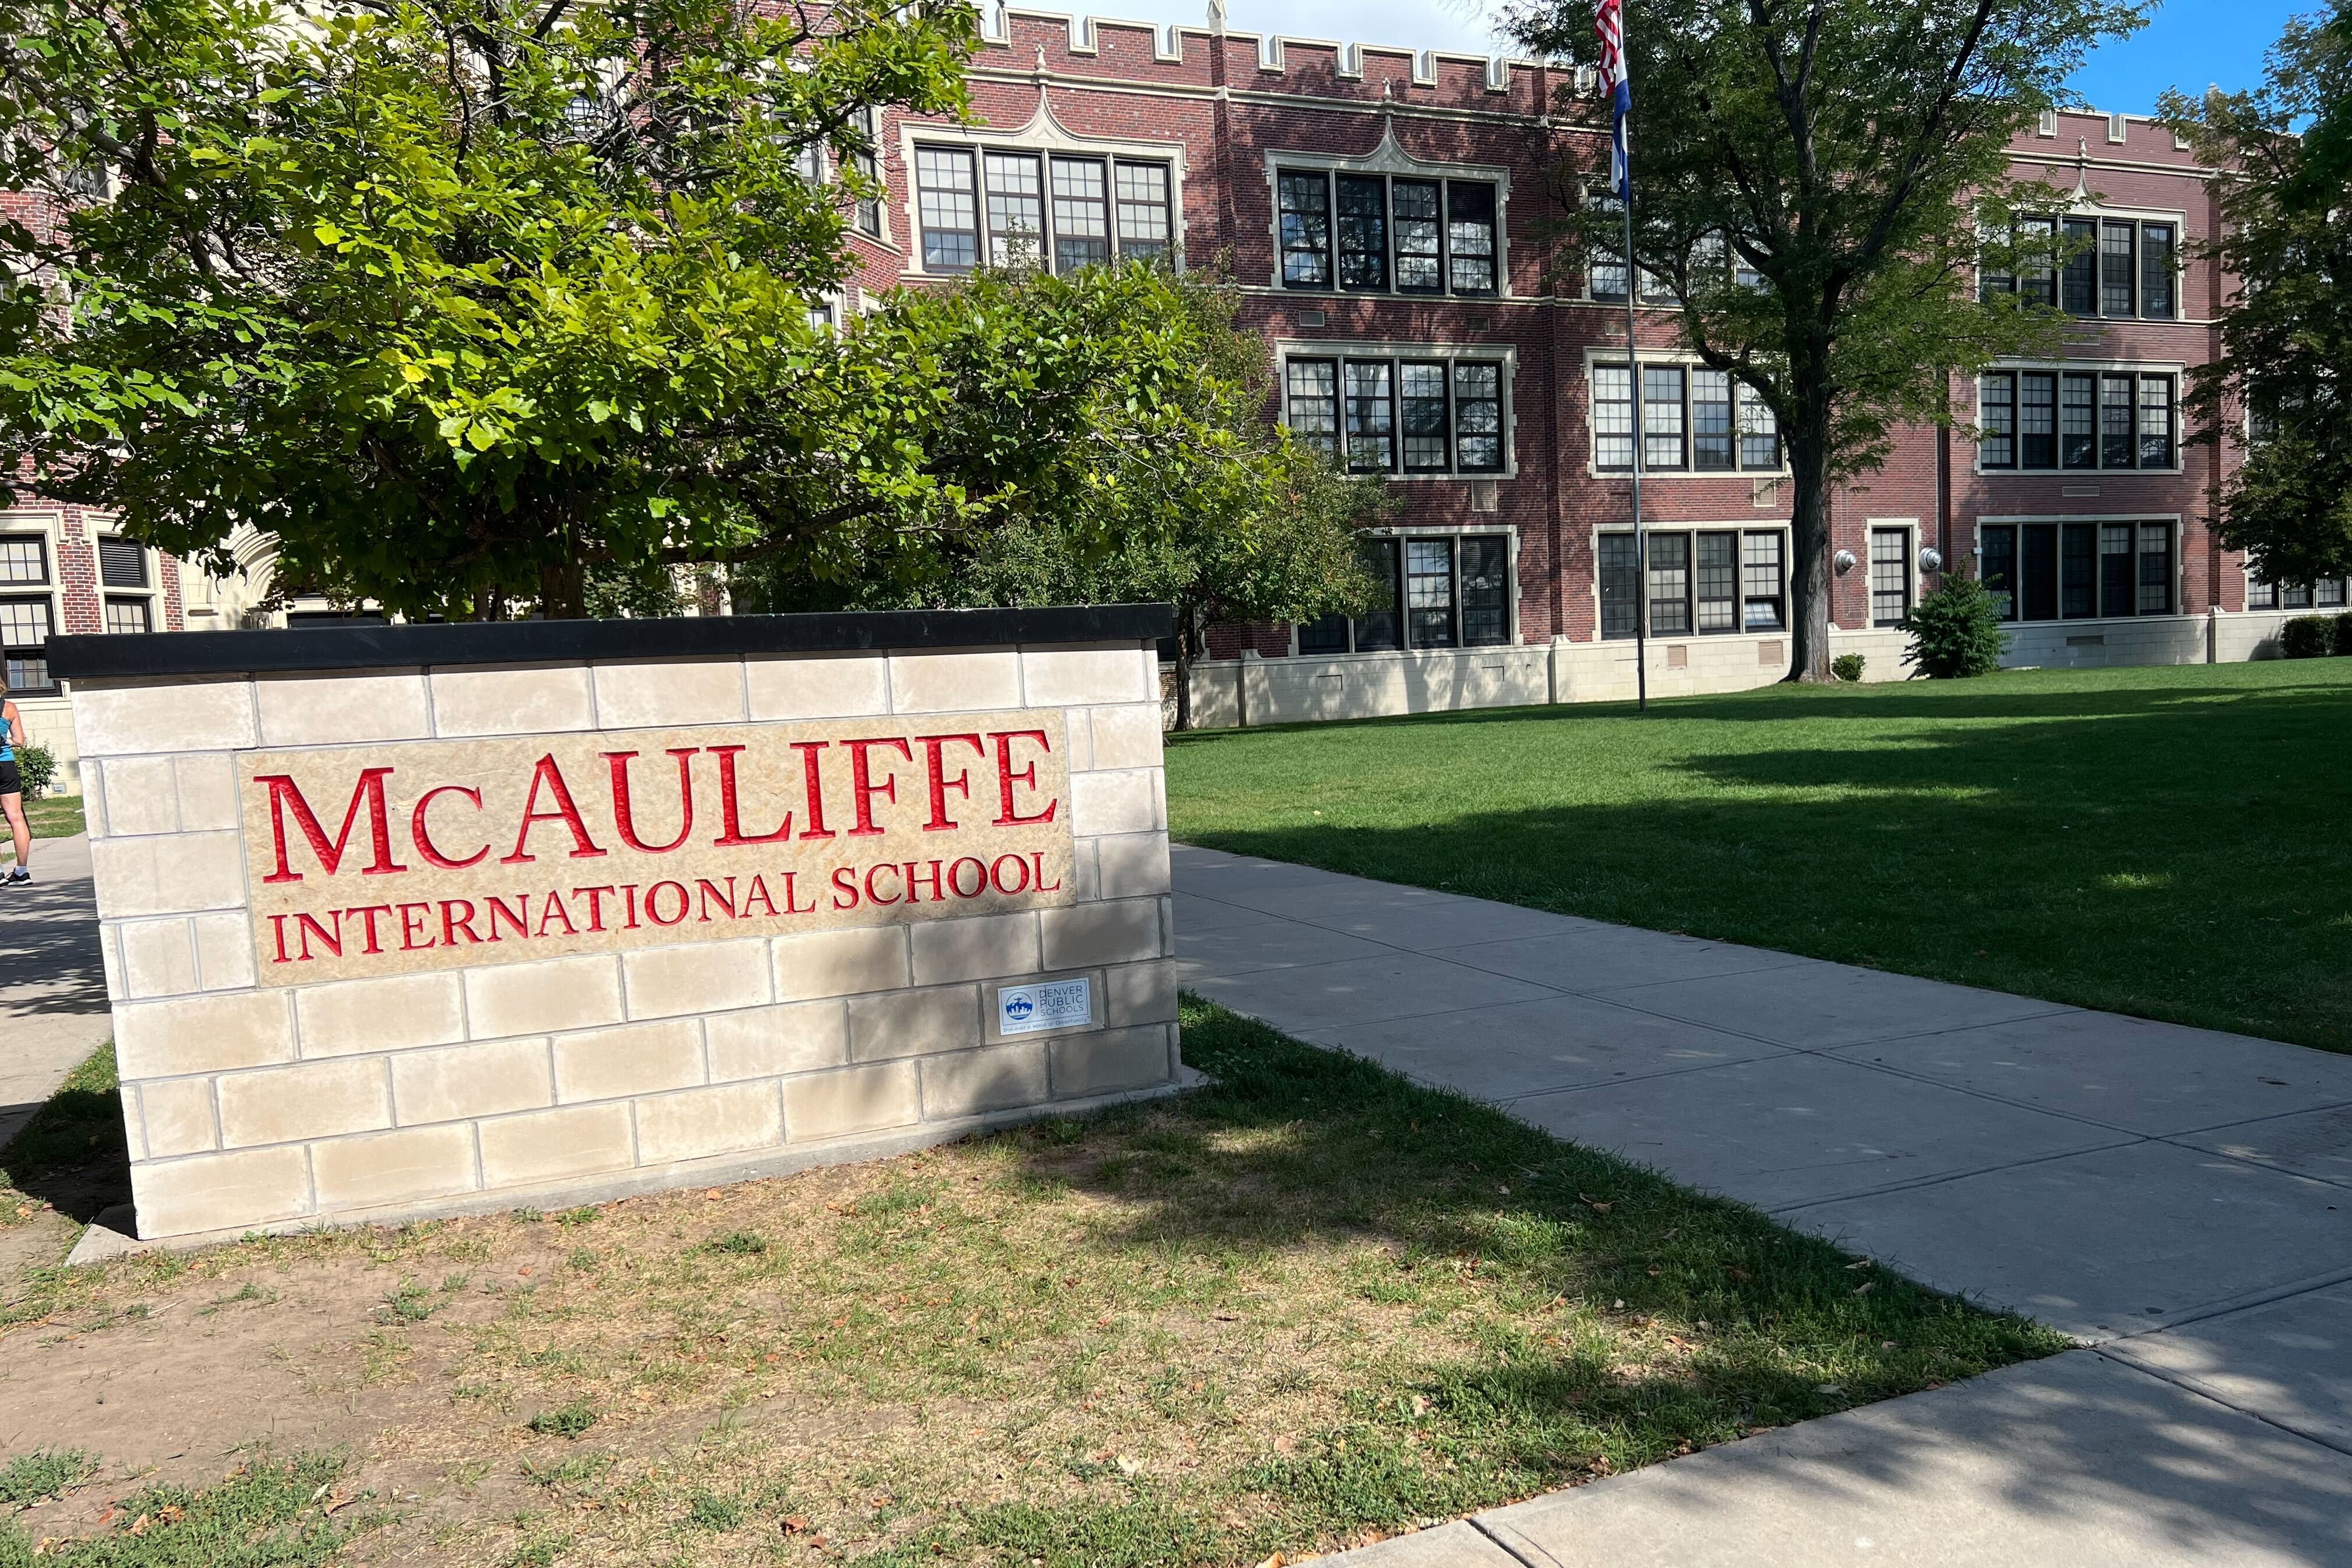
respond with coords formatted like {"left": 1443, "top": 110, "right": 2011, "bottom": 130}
{"left": 781, "top": 1516, "right": 807, "bottom": 1535}
{"left": 705, "top": 1189, "right": 724, "bottom": 1201}
{"left": 1725, "top": 1265, "right": 1754, "bottom": 1283}
{"left": 1853, "top": 1280, "right": 1875, "bottom": 1295}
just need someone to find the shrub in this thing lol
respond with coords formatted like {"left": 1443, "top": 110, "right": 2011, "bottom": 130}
{"left": 1830, "top": 652, "right": 1866, "bottom": 682}
{"left": 527, "top": 1401, "right": 599, "bottom": 1439}
{"left": 2278, "top": 615, "right": 2333, "bottom": 658}
{"left": 2334, "top": 614, "right": 2352, "bottom": 657}
{"left": 12, "top": 742, "right": 55, "bottom": 798}
{"left": 1902, "top": 569, "right": 2007, "bottom": 678}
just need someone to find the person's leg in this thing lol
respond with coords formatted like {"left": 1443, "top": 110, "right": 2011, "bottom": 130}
{"left": 1, "top": 792, "right": 26, "bottom": 876}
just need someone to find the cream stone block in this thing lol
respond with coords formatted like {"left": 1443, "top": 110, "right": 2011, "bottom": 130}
{"left": 1052, "top": 1024, "right": 1175, "bottom": 1098}
{"left": 846, "top": 984, "right": 981, "bottom": 1062}
{"left": 99, "top": 926, "right": 123, "bottom": 998}
{"left": 392, "top": 1036, "right": 553, "bottom": 1125}
{"left": 744, "top": 654, "right": 891, "bottom": 721}
{"left": 623, "top": 937, "right": 771, "bottom": 1020}
{"left": 635, "top": 1081, "right": 784, "bottom": 1164}
{"left": 921, "top": 1042, "right": 1049, "bottom": 1120}
{"left": 217, "top": 1057, "right": 393, "bottom": 1149}
{"left": 192, "top": 912, "right": 258, "bottom": 991}
{"left": 139, "top": 1077, "right": 219, "bottom": 1158}
{"left": 311, "top": 1124, "right": 478, "bottom": 1210}
{"left": 771, "top": 925, "right": 909, "bottom": 1003}
{"left": 593, "top": 659, "right": 747, "bottom": 730}
{"left": 98, "top": 755, "right": 179, "bottom": 836}
{"left": 1095, "top": 832, "right": 1172, "bottom": 900}
{"left": 908, "top": 911, "right": 1041, "bottom": 986}
{"left": 1070, "top": 770, "right": 1157, "bottom": 837}
{"left": 552, "top": 1019, "right": 704, "bottom": 1103}
{"left": 89, "top": 832, "right": 246, "bottom": 919}
{"left": 1040, "top": 898, "right": 1163, "bottom": 970}
{"left": 463, "top": 954, "right": 624, "bottom": 1040}
{"left": 173, "top": 753, "right": 240, "bottom": 833}
{"left": 1062, "top": 713, "right": 1094, "bottom": 772}
{"left": 1106, "top": 958, "right": 1179, "bottom": 1027}
{"left": 115, "top": 989, "right": 295, "bottom": 1079}
{"left": 1086, "top": 704, "right": 1164, "bottom": 771}
{"left": 1066, "top": 841, "right": 1101, "bottom": 902}
{"left": 1022, "top": 646, "right": 1151, "bottom": 706}
{"left": 478, "top": 1102, "right": 634, "bottom": 1186}
{"left": 429, "top": 664, "right": 594, "bottom": 738}
{"left": 782, "top": 1060, "right": 921, "bottom": 1142}
{"left": 295, "top": 971, "right": 467, "bottom": 1059}
{"left": 256, "top": 671, "right": 432, "bottom": 747}
{"left": 705, "top": 1001, "right": 849, "bottom": 1082}
{"left": 74, "top": 678, "right": 257, "bottom": 758}
{"left": 115, "top": 918, "right": 197, "bottom": 999}
{"left": 887, "top": 649, "right": 1021, "bottom": 715}
{"left": 132, "top": 1145, "right": 310, "bottom": 1239}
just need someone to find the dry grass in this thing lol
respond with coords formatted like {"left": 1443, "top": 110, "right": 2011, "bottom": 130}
{"left": 0, "top": 1003, "right": 2062, "bottom": 1566}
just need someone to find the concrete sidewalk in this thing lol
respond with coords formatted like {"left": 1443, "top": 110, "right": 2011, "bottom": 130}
{"left": 0, "top": 832, "right": 112, "bottom": 1147}
{"left": 1172, "top": 844, "right": 2352, "bottom": 1566}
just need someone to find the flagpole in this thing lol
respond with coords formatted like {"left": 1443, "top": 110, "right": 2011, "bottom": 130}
{"left": 1622, "top": 184, "right": 1647, "bottom": 713}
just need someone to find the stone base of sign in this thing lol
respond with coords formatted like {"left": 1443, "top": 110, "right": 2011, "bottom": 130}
{"left": 52, "top": 605, "right": 1183, "bottom": 1247}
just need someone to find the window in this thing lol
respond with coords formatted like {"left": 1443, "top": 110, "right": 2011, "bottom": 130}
{"left": 97, "top": 536, "right": 148, "bottom": 590}
{"left": 1276, "top": 168, "right": 1500, "bottom": 296}
{"left": 1870, "top": 527, "right": 1912, "bottom": 626}
{"left": 1599, "top": 530, "right": 1786, "bottom": 638}
{"left": 1979, "top": 522, "right": 2175, "bottom": 621}
{"left": 2100, "top": 220, "right": 2137, "bottom": 317}
{"left": 916, "top": 144, "right": 1172, "bottom": 274}
{"left": 2140, "top": 223, "right": 2176, "bottom": 319}
{"left": 0, "top": 536, "right": 47, "bottom": 587}
{"left": 850, "top": 108, "right": 883, "bottom": 237}
{"left": 1296, "top": 534, "right": 1510, "bottom": 652}
{"left": 104, "top": 597, "right": 151, "bottom": 635}
{"left": 0, "top": 597, "right": 52, "bottom": 694}
{"left": 2060, "top": 218, "right": 2099, "bottom": 314}
{"left": 1979, "top": 371, "right": 2178, "bottom": 471}
{"left": 1594, "top": 364, "right": 1783, "bottom": 473}
{"left": 2004, "top": 215, "right": 2179, "bottom": 318}
{"left": 2249, "top": 572, "right": 2352, "bottom": 611}
{"left": 1284, "top": 352, "right": 1510, "bottom": 477}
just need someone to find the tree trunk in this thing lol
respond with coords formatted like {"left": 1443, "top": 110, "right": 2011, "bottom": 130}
{"left": 1171, "top": 601, "right": 1198, "bottom": 733}
{"left": 540, "top": 557, "right": 587, "bottom": 621}
{"left": 1783, "top": 372, "right": 1837, "bottom": 682}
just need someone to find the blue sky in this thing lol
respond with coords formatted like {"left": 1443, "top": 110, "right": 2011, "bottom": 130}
{"left": 1063, "top": 0, "right": 2302, "bottom": 116}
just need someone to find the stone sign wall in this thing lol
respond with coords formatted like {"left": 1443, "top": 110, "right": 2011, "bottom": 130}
{"left": 54, "top": 608, "right": 1180, "bottom": 1244}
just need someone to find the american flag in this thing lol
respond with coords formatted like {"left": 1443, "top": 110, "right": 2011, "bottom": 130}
{"left": 1595, "top": 0, "right": 1632, "bottom": 202}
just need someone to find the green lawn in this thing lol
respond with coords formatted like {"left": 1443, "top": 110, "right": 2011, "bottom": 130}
{"left": 27, "top": 795, "right": 85, "bottom": 839}
{"left": 1166, "top": 660, "right": 2352, "bottom": 1054}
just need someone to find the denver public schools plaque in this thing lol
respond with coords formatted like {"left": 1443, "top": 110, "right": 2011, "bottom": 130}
{"left": 238, "top": 710, "right": 1077, "bottom": 984}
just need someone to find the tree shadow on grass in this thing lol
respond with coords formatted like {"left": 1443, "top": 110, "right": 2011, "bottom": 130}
{"left": 1, "top": 1051, "right": 132, "bottom": 1227}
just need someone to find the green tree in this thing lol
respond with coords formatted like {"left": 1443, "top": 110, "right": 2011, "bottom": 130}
{"left": 0, "top": 0, "right": 979, "bottom": 618}
{"left": 1506, "top": 0, "right": 2142, "bottom": 680}
{"left": 2161, "top": 4, "right": 2352, "bottom": 592}
{"left": 734, "top": 267, "right": 1384, "bottom": 729}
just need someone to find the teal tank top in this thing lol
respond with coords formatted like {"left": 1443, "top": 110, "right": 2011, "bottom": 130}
{"left": 1, "top": 713, "right": 13, "bottom": 764}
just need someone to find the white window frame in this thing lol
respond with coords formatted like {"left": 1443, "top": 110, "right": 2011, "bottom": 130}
{"left": 1583, "top": 350, "right": 1787, "bottom": 479}
{"left": 1293, "top": 524, "right": 1519, "bottom": 655}
{"left": 1973, "top": 360, "right": 2185, "bottom": 475}
{"left": 1260, "top": 121, "right": 1510, "bottom": 300}
{"left": 1978, "top": 204, "right": 2187, "bottom": 322}
{"left": 1972, "top": 513, "right": 2186, "bottom": 624}
{"left": 1592, "top": 522, "right": 1794, "bottom": 641}
{"left": 1276, "top": 340, "right": 1518, "bottom": 481}
{"left": 1867, "top": 519, "right": 1918, "bottom": 628}
{"left": 0, "top": 510, "right": 64, "bottom": 694}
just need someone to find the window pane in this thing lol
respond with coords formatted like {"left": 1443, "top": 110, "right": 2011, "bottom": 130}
{"left": 1979, "top": 373, "right": 2015, "bottom": 469}
{"left": 1460, "top": 536, "right": 1509, "bottom": 646}
{"left": 1738, "top": 385, "right": 1779, "bottom": 470}
{"left": 2138, "top": 523, "right": 2173, "bottom": 614}
{"left": 1870, "top": 527, "right": 1910, "bottom": 625}
{"left": 2061, "top": 523, "right": 2098, "bottom": 618}
{"left": 2060, "top": 373, "right": 2096, "bottom": 470}
{"left": 2283, "top": 579, "right": 2313, "bottom": 609}
{"left": 2061, "top": 217, "right": 2098, "bottom": 313}
{"left": 1648, "top": 531, "right": 1690, "bottom": 636}
{"left": 1454, "top": 362, "right": 1503, "bottom": 473}
{"left": 2021, "top": 523, "right": 2059, "bottom": 621}
{"left": 1399, "top": 361, "right": 1450, "bottom": 473}
{"left": 1982, "top": 525, "right": 2017, "bottom": 620}
{"left": 2021, "top": 215, "right": 2057, "bottom": 307}
{"left": 1446, "top": 181, "right": 1497, "bottom": 293}
{"left": 2248, "top": 575, "right": 2277, "bottom": 611}
{"left": 1406, "top": 539, "right": 1457, "bottom": 648}
{"left": 2021, "top": 372, "right": 2057, "bottom": 468}
{"left": 1344, "top": 359, "right": 1395, "bottom": 474}
{"left": 851, "top": 108, "right": 883, "bottom": 237}
{"left": 982, "top": 150, "right": 1045, "bottom": 268}
{"left": 1592, "top": 365, "right": 1633, "bottom": 471}
{"left": 0, "top": 598, "right": 52, "bottom": 646}
{"left": 1393, "top": 180, "right": 1442, "bottom": 293}
{"left": 1598, "top": 533, "right": 1640, "bottom": 639}
{"left": 2100, "top": 220, "right": 2136, "bottom": 316}
{"left": 915, "top": 147, "right": 979, "bottom": 271}
{"left": 1979, "top": 226, "right": 2015, "bottom": 302}
{"left": 1354, "top": 538, "right": 1402, "bottom": 650}
{"left": 1691, "top": 370, "right": 1734, "bottom": 471}
{"left": 1695, "top": 531, "right": 1738, "bottom": 631}
{"left": 104, "top": 597, "right": 151, "bottom": 635}
{"left": 2138, "top": 375, "right": 2174, "bottom": 468}
{"left": 1336, "top": 175, "right": 1388, "bottom": 290}
{"left": 1297, "top": 614, "right": 1349, "bottom": 653}
{"left": 2099, "top": 373, "right": 2135, "bottom": 468}
{"left": 2319, "top": 578, "right": 2348, "bottom": 608}
{"left": 1049, "top": 156, "right": 1110, "bottom": 272}
{"left": 2140, "top": 223, "right": 2175, "bottom": 319}
{"left": 1278, "top": 171, "right": 1331, "bottom": 287}
{"left": 1113, "top": 160, "right": 1172, "bottom": 261}
{"left": 0, "top": 537, "right": 44, "bottom": 586}
{"left": 2100, "top": 524, "right": 2135, "bottom": 617}
{"left": 1741, "top": 531, "right": 1785, "bottom": 629}
{"left": 4, "top": 653, "right": 47, "bottom": 692}
{"left": 1284, "top": 358, "right": 1338, "bottom": 460}
{"left": 1642, "top": 366, "right": 1685, "bottom": 471}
